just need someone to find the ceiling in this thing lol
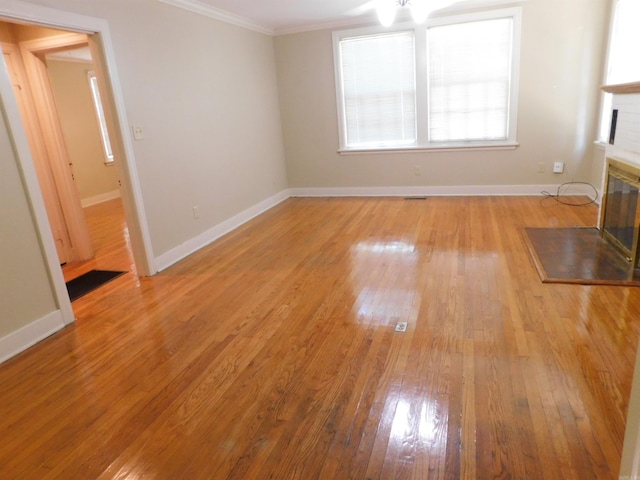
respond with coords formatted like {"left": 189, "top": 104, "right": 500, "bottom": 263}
{"left": 159, "top": 0, "right": 520, "bottom": 35}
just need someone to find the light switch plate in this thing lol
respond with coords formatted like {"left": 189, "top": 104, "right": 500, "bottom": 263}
{"left": 132, "top": 125, "right": 144, "bottom": 141}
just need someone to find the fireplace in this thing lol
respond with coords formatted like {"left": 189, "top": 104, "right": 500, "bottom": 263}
{"left": 600, "top": 158, "right": 640, "bottom": 267}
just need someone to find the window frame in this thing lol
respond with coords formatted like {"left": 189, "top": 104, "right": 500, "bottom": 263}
{"left": 332, "top": 7, "right": 522, "bottom": 154}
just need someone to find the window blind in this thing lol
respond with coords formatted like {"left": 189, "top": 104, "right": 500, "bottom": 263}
{"left": 427, "top": 18, "right": 513, "bottom": 143}
{"left": 340, "top": 32, "right": 416, "bottom": 148}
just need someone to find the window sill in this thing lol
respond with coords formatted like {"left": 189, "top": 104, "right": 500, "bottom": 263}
{"left": 338, "top": 142, "right": 519, "bottom": 155}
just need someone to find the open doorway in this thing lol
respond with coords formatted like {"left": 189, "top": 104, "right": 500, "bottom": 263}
{"left": 45, "top": 45, "right": 137, "bottom": 280}
{"left": 0, "top": 3, "right": 156, "bottom": 327}
{"left": 1, "top": 21, "right": 134, "bottom": 284}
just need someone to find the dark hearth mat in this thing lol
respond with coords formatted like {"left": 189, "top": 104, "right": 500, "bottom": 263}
{"left": 66, "top": 269, "right": 127, "bottom": 301}
{"left": 524, "top": 227, "right": 640, "bottom": 286}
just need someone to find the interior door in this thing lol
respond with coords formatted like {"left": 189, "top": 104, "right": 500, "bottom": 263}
{"left": 2, "top": 45, "right": 72, "bottom": 264}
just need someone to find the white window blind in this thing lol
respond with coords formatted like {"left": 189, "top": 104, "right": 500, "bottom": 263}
{"left": 339, "top": 32, "right": 416, "bottom": 148}
{"left": 428, "top": 18, "right": 513, "bottom": 143}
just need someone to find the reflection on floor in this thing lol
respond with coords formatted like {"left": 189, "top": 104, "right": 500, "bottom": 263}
{"left": 61, "top": 197, "right": 135, "bottom": 282}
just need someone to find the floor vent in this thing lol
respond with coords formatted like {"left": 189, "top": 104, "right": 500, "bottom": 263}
{"left": 394, "top": 322, "right": 408, "bottom": 332}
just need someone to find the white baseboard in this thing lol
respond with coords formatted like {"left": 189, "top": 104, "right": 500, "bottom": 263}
{"left": 154, "top": 183, "right": 599, "bottom": 272}
{"left": 289, "top": 183, "right": 599, "bottom": 198}
{"left": 0, "top": 310, "right": 67, "bottom": 364}
{"left": 81, "top": 190, "right": 121, "bottom": 208}
{"left": 155, "top": 189, "right": 291, "bottom": 272}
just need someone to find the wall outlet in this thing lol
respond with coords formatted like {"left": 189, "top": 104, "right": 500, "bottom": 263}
{"left": 553, "top": 162, "right": 564, "bottom": 174}
{"left": 537, "top": 162, "right": 544, "bottom": 173}
{"left": 414, "top": 165, "right": 421, "bottom": 176}
{"left": 132, "top": 125, "right": 144, "bottom": 141}
{"left": 192, "top": 206, "right": 199, "bottom": 219}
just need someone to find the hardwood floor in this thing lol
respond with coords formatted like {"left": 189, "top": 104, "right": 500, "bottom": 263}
{"left": 2, "top": 196, "right": 639, "bottom": 479}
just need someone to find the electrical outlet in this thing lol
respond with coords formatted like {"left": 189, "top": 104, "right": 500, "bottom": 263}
{"left": 414, "top": 165, "right": 421, "bottom": 176}
{"left": 537, "top": 162, "right": 544, "bottom": 173}
{"left": 553, "top": 162, "right": 564, "bottom": 174}
{"left": 192, "top": 206, "right": 199, "bottom": 219}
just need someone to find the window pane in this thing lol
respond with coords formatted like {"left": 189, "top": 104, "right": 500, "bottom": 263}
{"left": 607, "top": 0, "right": 640, "bottom": 85}
{"left": 340, "top": 32, "right": 416, "bottom": 148}
{"left": 428, "top": 18, "right": 513, "bottom": 143}
{"left": 598, "top": 0, "right": 640, "bottom": 141}
{"left": 88, "top": 72, "right": 114, "bottom": 162}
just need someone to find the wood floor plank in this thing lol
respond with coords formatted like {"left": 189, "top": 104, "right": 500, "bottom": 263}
{"left": 0, "top": 196, "right": 638, "bottom": 479}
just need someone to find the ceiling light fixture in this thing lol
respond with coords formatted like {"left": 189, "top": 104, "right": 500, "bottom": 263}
{"left": 375, "top": 0, "right": 455, "bottom": 27}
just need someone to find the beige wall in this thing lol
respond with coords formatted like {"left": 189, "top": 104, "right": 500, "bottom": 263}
{"left": 275, "top": 0, "right": 611, "bottom": 190}
{"left": 46, "top": 59, "right": 120, "bottom": 203}
{"left": 0, "top": 101, "right": 57, "bottom": 338}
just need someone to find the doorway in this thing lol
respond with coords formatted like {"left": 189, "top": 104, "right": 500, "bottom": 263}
{"left": 1, "top": 21, "right": 134, "bottom": 276}
{"left": 0, "top": 3, "right": 155, "bottom": 326}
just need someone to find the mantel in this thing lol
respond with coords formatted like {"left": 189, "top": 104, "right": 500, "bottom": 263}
{"left": 602, "top": 81, "right": 640, "bottom": 94}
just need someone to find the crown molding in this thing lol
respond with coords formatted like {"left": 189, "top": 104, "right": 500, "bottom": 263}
{"left": 156, "top": 0, "right": 275, "bottom": 36}
{"left": 157, "top": 0, "right": 527, "bottom": 37}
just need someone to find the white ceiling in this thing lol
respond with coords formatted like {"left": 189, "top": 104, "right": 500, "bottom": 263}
{"left": 159, "top": 0, "right": 521, "bottom": 35}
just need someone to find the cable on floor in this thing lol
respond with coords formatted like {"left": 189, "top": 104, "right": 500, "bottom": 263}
{"left": 541, "top": 182, "right": 599, "bottom": 206}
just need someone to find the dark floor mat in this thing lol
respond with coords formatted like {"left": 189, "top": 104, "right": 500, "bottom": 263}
{"left": 66, "top": 269, "right": 126, "bottom": 301}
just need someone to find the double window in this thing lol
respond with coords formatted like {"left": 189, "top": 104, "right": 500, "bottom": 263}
{"left": 333, "top": 8, "right": 521, "bottom": 152}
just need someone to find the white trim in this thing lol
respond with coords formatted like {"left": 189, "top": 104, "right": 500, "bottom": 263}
{"left": 156, "top": 0, "right": 274, "bottom": 36}
{"left": 338, "top": 142, "right": 519, "bottom": 154}
{"left": 153, "top": 0, "right": 528, "bottom": 37}
{"left": 289, "top": 184, "right": 598, "bottom": 198}
{"left": 155, "top": 190, "right": 291, "bottom": 272}
{"left": 81, "top": 189, "right": 121, "bottom": 208}
{"left": 0, "top": 0, "right": 95, "bottom": 33}
{"left": 0, "top": 0, "right": 156, "bottom": 276}
{"left": 0, "top": 311, "right": 66, "bottom": 364}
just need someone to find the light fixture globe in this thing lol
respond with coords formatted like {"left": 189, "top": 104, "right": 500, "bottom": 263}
{"left": 375, "top": 0, "right": 459, "bottom": 26}
{"left": 376, "top": 0, "right": 397, "bottom": 27}
{"left": 410, "top": 0, "right": 430, "bottom": 23}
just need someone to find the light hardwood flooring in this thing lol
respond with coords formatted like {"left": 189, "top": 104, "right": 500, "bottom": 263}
{"left": 2, "top": 196, "right": 639, "bottom": 479}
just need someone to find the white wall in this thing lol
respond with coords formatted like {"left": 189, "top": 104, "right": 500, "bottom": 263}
{"left": 274, "top": 0, "right": 611, "bottom": 192}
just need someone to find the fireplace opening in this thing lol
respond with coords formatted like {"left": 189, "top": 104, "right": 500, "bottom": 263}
{"left": 601, "top": 158, "right": 640, "bottom": 267}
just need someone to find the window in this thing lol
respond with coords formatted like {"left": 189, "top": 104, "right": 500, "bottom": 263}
{"left": 598, "top": 0, "right": 640, "bottom": 142}
{"left": 333, "top": 8, "right": 521, "bottom": 152}
{"left": 340, "top": 32, "right": 416, "bottom": 148}
{"left": 87, "top": 71, "right": 114, "bottom": 164}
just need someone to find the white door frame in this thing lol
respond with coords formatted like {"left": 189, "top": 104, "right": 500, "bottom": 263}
{"left": 0, "top": 1, "right": 156, "bottom": 324}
